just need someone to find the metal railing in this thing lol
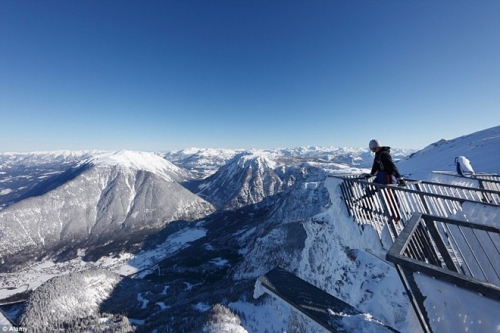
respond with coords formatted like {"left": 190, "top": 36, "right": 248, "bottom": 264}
{"left": 408, "top": 178, "right": 500, "bottom": 205}
{"left": 386, "top": 213, "right": 500, "bottom": 333}
{"left": 331, "top": 175, "right": 500, "bottom": 245}
{"left": 330, "top": 175, "right": 500, "bottom": 332}
{"left": 431, "top": 171, "right": 500, "bottom": 192}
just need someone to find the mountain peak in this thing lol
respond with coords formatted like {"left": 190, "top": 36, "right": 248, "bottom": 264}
{"left": 237, "top": 152, "right": 278, "bottom": 170}
{"left": 89, "top": 150, "right": 187, "bottom": 181}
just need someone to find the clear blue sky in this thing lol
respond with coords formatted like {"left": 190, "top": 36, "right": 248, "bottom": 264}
{"left": 1, "top": 1, "right": 499, "bottom": 152}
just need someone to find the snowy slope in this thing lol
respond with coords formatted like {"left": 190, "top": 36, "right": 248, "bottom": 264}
{"left": 1, "top": 127, "right": 498, "bottom": 332}
{"left": 0, "top": 150, "right": 190, "bottom": 211}
{"left": 0, "top": 150, "right": 215, "bottom": 271}
{"left": 244, "top": 128, "right": 500, "bottom": 332}
{"left": 164, "top": 147, "right": 244, "bottom": 178}
{"left": 0, "top": 150, "right": 100, "bottom": 165}
{"left": 0, "top": 150, "right": 99, "bottom": 210}
{"left": 269, "top": 176, "right": 498, "bottom": 332}
{"left": 232, "top": 175, "right": 415, "bottom": 332}
{"left": 195, "top": 152, "right": 287, "bottom": 210}
{"left": 268, "top": 146, "right": 413, "bottom": 167}
{"left": 19, "top": 269, "right": 135, "bottom": 332}
{"left": 193, "top": 150, "right": 360, "bottom": 211}
{"left": 90, "top": 150, "right": 189, "bottom": 182}
{"left": 165, "top": 146, "right": 414, "bottom": 180}
{"left": 0, "top": 310, "right": 13, "bottom": 327}
{"left": 397, "top": 125, "right": 500, "bottom": 179}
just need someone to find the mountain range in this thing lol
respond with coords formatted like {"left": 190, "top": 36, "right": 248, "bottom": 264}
{"left": 0, "top": 126, "right": 499, "bottom": 332}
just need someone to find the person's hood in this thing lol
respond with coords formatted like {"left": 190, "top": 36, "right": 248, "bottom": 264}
{"left": 378, "top": 146, "right": 391, "bottom": 153}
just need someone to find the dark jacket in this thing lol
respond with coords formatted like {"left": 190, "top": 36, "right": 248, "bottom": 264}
{"left": 370, "top": 146, "right": 402, "bottom": 184}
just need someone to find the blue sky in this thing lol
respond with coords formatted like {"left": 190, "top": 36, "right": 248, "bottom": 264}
{"left": 1, "top": 1, "right": 499, "bottom": 152}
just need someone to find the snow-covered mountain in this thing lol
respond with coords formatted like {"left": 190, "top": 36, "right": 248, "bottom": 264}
{"left": 164, "top": 147, "right": 244, "bottom": 179}
{"left": 0, "top": 150, "right": 215, "bottom": 271}
{"left": 90, "top": 150, "right": 190, "bottom": 182}
{"left": 0, "top": 150, "right": 99, "bottom": 210}
{"left": 398, "top": 125, "right": 500, "bottom": 179}
{"left": 19, "top": 269, "right": 132, "bottom": 332}
{"left": 1, "top": 127, "right": 498, "bottom": 332}
{"left": 193, "top": 152, "right": 289, "bottom": 210}
{"left": 187, "top": 149, "right": 367, "bottom": 214}
{"left": 267, "top": 146, "right": 412, "bottom": 167}
{"left": 164, "top": 146, "right": 413, "bottom": 180}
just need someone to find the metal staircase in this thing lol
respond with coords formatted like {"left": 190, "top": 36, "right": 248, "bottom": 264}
{"left": 331, "top": 174, "right": 500, "bottom": 333}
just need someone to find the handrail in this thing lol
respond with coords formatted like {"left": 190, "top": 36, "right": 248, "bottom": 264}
{"left": 431, "top": 171, "right": 500, "bottom": 191}
{"left": 336, "top": 173, "right": 500, "bottom": 205}
{"left": 329, "top": 174, "right": 500, "bottom": 333}
{"left": 387, "top": 213, "right": 500, "bottom": 292}
{"left": 330, "top": 175, "right": 500, "bottom": 246}
{"left": 386, "top": 213, "right": 500, "bottom": 333}
{"left": 407, "top": 178, "right": 500, "bottom": 205}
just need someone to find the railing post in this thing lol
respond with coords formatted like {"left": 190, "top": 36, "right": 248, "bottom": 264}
{"left": 394, "top": 265, "right": 433, "bottom": 333}
{"left": 422, "top": 216, "right": 459, "bottom": 272}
